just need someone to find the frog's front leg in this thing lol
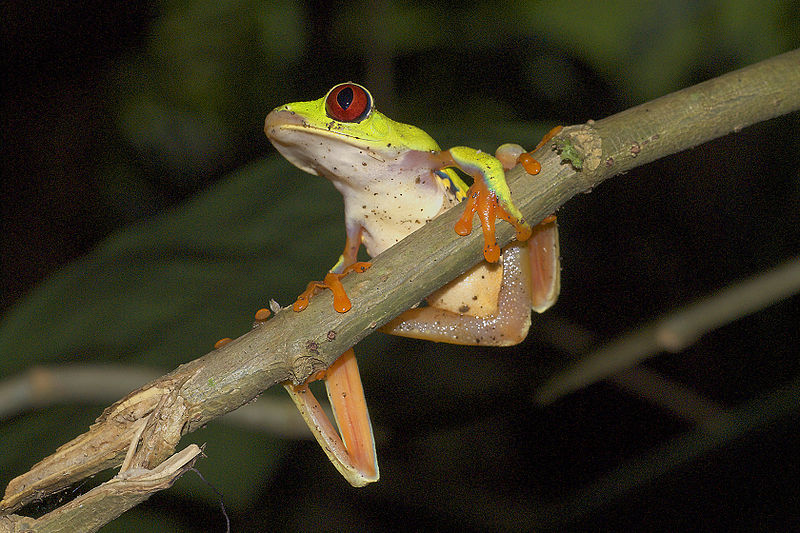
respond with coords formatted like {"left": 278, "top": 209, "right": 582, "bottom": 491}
{"left": 284, "top": 347, "right": 379, "bottom": 486}
{"left": 430, "top": 147, "right": 532, "bottom": 262}
{"left": 382, "top": 143, "right": 560, "bottom": 345}
{"left": 293, "top": 223, "right": 371, "bottom": 313}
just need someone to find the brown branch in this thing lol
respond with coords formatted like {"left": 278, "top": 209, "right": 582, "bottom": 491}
{"left": 2, "top": 49, "right": 799, "bottom": 519}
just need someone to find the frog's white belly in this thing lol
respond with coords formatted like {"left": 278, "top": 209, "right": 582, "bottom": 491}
{"left": 335, "top": 169, "right": 460, "bottom": 257}
{"left": 354, "top": 192, "right": 454, "bottom": 256}
{"left": 336, "top": 163, "right": 510, "bottom": 318}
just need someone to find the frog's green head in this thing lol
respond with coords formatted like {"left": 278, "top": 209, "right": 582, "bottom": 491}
{"left": 265, "top": 82, "right": 440, "bottom": 177}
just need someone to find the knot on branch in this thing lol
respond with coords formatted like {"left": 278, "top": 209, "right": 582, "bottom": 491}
{"left": 557, "top": 124, "right": 603, "bottom": 185}
{"left": 289, "top": 353, "right": 326, "bottom": 386}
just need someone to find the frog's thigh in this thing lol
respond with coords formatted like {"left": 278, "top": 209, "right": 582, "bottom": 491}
{"left": 381, "top": 243, "right": 533, "bottom": 346}
{"left": 427, "top": 260, "right": 504, "bottom": 317}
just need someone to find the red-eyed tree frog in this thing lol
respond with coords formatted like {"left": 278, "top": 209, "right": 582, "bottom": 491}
{"left": 264, "top": 82, "right": 560, "bottom": 486}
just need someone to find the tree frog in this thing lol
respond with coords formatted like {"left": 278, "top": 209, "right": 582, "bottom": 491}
{"left": 264, "top": 82, "right": 560, "bottom": 486}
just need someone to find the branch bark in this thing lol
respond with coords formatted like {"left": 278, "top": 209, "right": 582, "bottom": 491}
{"left": 1, "top": 445, "right": 201, "bottom": 533}
{"left": 2, "top": 48, "right": 799, "bottom": 519}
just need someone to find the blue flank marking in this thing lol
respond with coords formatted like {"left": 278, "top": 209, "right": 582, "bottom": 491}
{"left": 434, "top": 170, "right": 467, "bottom": 201}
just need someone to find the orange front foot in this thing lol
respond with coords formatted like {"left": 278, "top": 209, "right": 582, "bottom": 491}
{"left": 517, "top": 125, "right": 563, "bottom": 176}
{"left": 454, "top": 179, "right": 532, "bottom": 263}
{"left": 214, "top": 337, "right": 233, "bottom": 349}
{"left": 254, "top": 308, "right": 272, "bottom": 322}
{"left": 293, "top": 262, "right": 372, "bottom": 313}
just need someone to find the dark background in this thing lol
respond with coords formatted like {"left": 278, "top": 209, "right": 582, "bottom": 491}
{"left": 2, "top": 1, "right": 799, "bottom": 531}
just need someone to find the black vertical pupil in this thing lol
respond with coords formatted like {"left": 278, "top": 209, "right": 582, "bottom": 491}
{"left": 336, "top": 87, "right": 354, "bottom": 109}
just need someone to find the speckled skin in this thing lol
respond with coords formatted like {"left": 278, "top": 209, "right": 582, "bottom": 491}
{"left": 264, "top": 85, "right": 558, "bottom": 338}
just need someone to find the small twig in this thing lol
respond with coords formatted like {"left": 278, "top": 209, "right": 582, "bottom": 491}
{"left": 532, "top": 318, "right": 731, "bottom": 431}
{"left": 610, "top": 367, "right": 733, "bottom": 434}
{"left": 547, "top": 374, "right": 800, "bottom": 527}
{"left": 373, "top": 375, "right": 800, "bottom": 530}
{"left": 535, "top": 256, "right": 800, "bottom": 404}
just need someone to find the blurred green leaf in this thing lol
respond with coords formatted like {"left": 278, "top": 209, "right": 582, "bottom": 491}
{"left": 519, "top": 0, "right": 797, "bottom": 100}
{"left": 0, "top": 155, "right": 341, "bottom": 504}
{"left": 0, "top": 156, "right": 343, "bottom": 371}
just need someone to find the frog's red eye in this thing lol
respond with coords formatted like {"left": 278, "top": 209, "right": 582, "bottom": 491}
{"left": 325, "top": 83, "right": 372, "bottom": 122}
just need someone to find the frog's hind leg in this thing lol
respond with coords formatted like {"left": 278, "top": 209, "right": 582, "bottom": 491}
{"left": 382, "top": 237, "right": 558, "bottom": 347}
{"left": 527, "top": 216, "right": 560, "bottom": 313}
{"left": 284, "top": 348, "right": 379, "bottom": 486}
